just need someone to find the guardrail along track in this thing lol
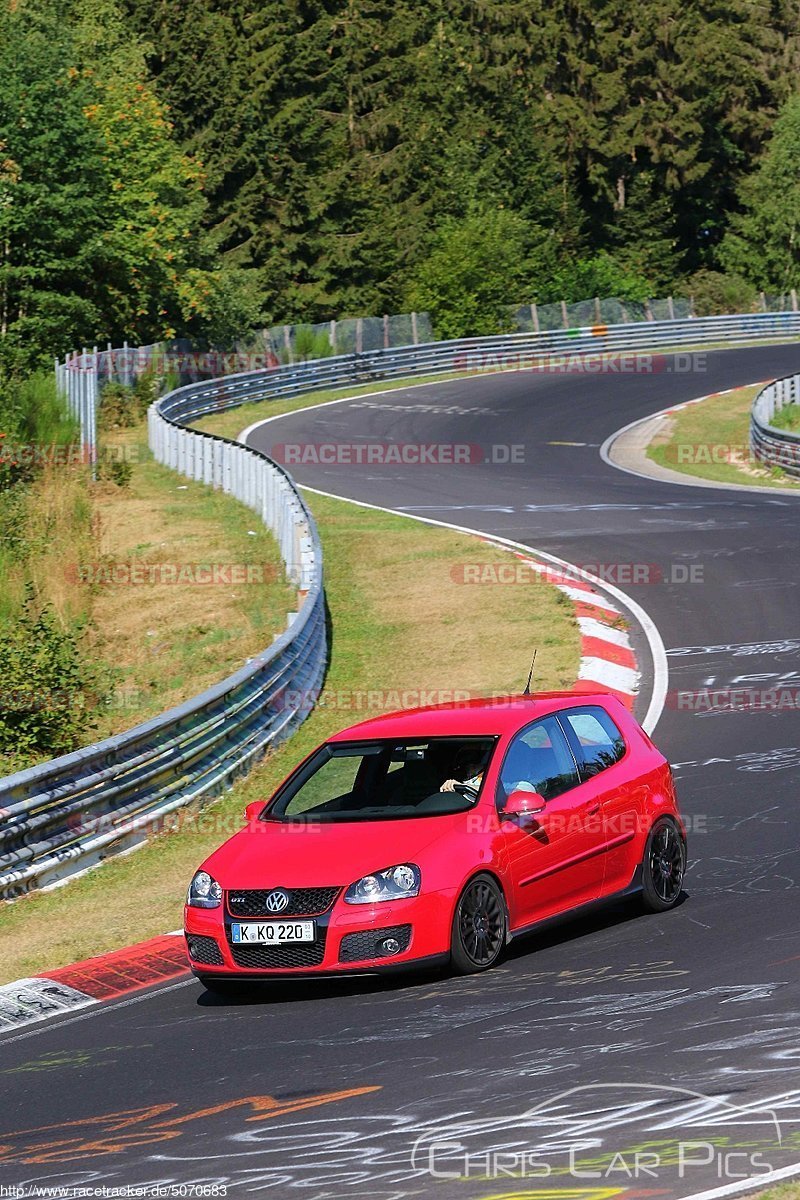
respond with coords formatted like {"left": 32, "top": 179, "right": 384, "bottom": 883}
{"left": 751, "top": 373, "right": 800, "bottom": 479}
{"left": 0, "top": 387, "right": 326, "bottom": 900}
{"left": 5, "top": 310, "right": 800, "bottom": 899}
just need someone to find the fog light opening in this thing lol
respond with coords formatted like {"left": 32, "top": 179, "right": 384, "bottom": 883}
{"left": 381, "top": 937, "right": 401, "bottom": 955}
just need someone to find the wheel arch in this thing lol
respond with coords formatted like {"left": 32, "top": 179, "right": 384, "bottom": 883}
{"left": 451, "top": 867, "right": 511, "bottom": 943}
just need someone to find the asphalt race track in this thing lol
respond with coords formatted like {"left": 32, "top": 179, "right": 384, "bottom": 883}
{"left": 2, "top": 344, "right": 800, "bottom": 1200}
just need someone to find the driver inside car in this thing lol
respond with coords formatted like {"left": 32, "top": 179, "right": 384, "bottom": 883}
{"left": 441, "top": 746, "right": 489, "bottom": 794}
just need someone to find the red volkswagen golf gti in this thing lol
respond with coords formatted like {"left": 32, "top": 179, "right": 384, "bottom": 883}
{"left": 184, "top": 693, "right": 686, "bottom": 989}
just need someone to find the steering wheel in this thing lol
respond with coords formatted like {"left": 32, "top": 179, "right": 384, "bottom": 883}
{"left": 453, "top": 782, "right": 479, "bottom": 800}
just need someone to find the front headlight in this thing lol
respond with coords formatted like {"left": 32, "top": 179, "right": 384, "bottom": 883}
{"left": 344, "top": 863, "right": 421, "bottom": 904}
{"left": 187, "top": 870, "right": 222, "bottom": 908}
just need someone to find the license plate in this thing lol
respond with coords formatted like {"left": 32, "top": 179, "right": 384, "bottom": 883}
{"left": 230, "top": 921, "right": 315, "bottom": 944}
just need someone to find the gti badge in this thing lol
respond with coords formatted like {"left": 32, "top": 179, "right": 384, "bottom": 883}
{"left": 265, "top": 889, "right": 290, "bottom": 913}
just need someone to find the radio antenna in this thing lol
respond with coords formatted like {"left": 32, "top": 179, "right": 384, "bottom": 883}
{"left": 522, "top": 649, "right": 538, "bottom": 695}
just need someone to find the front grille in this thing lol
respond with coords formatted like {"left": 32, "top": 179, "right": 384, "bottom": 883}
{"left": 186, "top": 934, "right": 224, "bottom": 966}
{"left": 339, "top": 924, "right": 412, "bottom": 963}
{"left": 229, "top": 937, "right": 326, "bottom": 969}
{"left": 227, "top": 887, "right": 339, "bottom": 918}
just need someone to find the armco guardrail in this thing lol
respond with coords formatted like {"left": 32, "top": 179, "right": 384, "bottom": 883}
{"left": 0, "top": 385, "right": 326, "bottom": 900}
{"left": 6, "top": 309, "right": 800, "bottom": 900}
{"left": 157, "top": 311, "right": 800, "bottom": 426}
{"left": 751, "top": 374, "right": 800, "bottom": 479}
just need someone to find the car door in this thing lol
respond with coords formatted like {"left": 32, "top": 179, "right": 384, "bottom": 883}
{"left": 497, "top": 714, "right": 606, "bottom": 928}
{"left": 558, "top": 706, "right": 641, "bottom": 896}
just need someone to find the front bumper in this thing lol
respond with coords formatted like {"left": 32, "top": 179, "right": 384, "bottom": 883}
{"left": 183, "top": 888, "right": 455, "bottom": 977}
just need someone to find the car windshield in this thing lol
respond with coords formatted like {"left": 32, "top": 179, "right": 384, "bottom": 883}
{"left": 263, "top": 737, "right": 497, "bottom": 823}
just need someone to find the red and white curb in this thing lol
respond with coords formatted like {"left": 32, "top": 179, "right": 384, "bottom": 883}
{"left": 0, "top": 932, "right": 188, "bottom": 1031}
{"left": 508, "top": 549, "right": 640, "bottom": 709}
{"left": 661, "top": 380, "right": 771, "bottom": 415}
{"left": 0, "top": 519, "right": 643, "bottom": 1032}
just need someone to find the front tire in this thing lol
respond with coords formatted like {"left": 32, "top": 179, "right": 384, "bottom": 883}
{"left": 641, "top": 817, "right": 686, "bottom": 912}
{"left": 450, "top": 874, "right": 506, "bottom": 974}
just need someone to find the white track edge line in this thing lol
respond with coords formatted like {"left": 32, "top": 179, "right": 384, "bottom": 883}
{"left": 236, "top": 373, "right": 498, "bottom": 444}
{"left": 240, "top": 402, "right": 668, "bottom": 733}
{"left": 0, "top": 977, "right": 196, "bottom": 1047}
{"left": 681, "top": 1159, "right": 800, "bottom": 1199}
{"left": 304, "top": 489, "right": 666, "bottom": 726}
{"left": 243, "top": 401, "right": 667, "bottom": 728}
{"left": 598, "top": 378, "right": 776, "bottom": 487}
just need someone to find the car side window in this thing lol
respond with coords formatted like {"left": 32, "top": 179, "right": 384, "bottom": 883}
{"left": 560, "top": 707, "right": 626, "bottom": 781}
{"left": 497, "top": 716, "right": 580, "bottom": 807}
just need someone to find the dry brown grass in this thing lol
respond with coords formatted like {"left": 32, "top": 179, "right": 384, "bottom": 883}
{"left": 0, "top": 423, "right": 294, "bottom": 769}
{"left": 0, "top": 463, "right": 95, "bottom": 626}
{"left": 83, "top": 426, "right": 295, "bottom": 736}
{"left": 647, "top": 383, "right": 800, "bottom": 488}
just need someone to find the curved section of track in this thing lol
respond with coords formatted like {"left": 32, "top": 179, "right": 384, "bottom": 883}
{"left": 2, "top": 344, "right": 800, "bottom": 1200}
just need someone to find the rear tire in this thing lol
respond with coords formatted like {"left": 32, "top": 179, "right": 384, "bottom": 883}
{"left": 641, "top": 817, "right": 686, "bottom": 912}
{"left": 450, "top": 873, "right": 506, "bottom": 974}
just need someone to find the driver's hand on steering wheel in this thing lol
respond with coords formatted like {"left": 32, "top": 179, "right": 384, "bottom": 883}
{"left": 441, "top": 778, "right": 459, "bottom": 793}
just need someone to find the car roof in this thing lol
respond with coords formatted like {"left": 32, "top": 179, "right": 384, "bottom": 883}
{"left": 327, "top": 691, "right": 626, "bottom": 741}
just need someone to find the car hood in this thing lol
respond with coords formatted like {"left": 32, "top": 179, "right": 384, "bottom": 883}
{"left": 203, "top": 814, "right": 463, "bottom": 889}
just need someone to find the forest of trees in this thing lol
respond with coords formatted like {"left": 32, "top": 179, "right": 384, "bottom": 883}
{"left": 3, "top": 0, "right": 800, "bottom": 366}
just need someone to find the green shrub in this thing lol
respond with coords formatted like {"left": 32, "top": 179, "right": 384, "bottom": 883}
{"left": 97, "top": 458, "right": 133, "bottom": 487}
{"left": 0, "top": 585, "right": 109, "bottom": 764}
{"left": 99, "top": 361, "right": 182, "bottom": 432}
{"left": 405, "top": 208, "right": 539, "bottom": 340}
{"left": 546, "top": 252, "right": 652, "bottom": 305}
{"left": 98, "top": 381, "right": 138, "bottom": 429}
{"left": 0, "top": 372, "right": 79, "bottom": 489}
{"left": 291, "top": 325, "right": 334, "bottom": 361}
{"left": 679, "top": 270, "right": 758, "bottom": 316}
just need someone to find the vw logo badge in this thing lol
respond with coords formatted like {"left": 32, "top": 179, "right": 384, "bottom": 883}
{"left": 265, "top": 889, "right": 290, "bottom": 913}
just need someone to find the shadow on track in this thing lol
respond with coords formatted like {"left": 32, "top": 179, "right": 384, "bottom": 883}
{"left": 193, "top": 890, "right": 689, "bottom": 1007}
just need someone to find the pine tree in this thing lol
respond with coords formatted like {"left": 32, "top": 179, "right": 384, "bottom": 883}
{"left": 718, "top": 94, "right": 800, "bottom": 291}
{"left": 0, "top": 2, "right": 112, "bottom": 367}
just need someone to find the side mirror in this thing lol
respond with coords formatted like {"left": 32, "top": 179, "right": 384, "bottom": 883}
{"left": 502, "top": 789, "right": 546, "bottom": 818}
{"left": 244, "top": 800, "right": 265, "bottom": 823}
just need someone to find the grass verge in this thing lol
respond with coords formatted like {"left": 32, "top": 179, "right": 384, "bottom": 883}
{"left": 646, "top": 383, "right": 800, "bottom": 489}
{"left": 0, "top": 489, "right": 579, "bottom": 982}
{"left": 86, "top": 424, "right": 295, "bottom": 738}
{"left": 0, "top": 425, "right": 294, "bottom": 776}
{"left": 754, "top": 1186, "right": 800, "bottom": 1198}
{"left": 772, "top": 403, "right": 800, "bottom": 432}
